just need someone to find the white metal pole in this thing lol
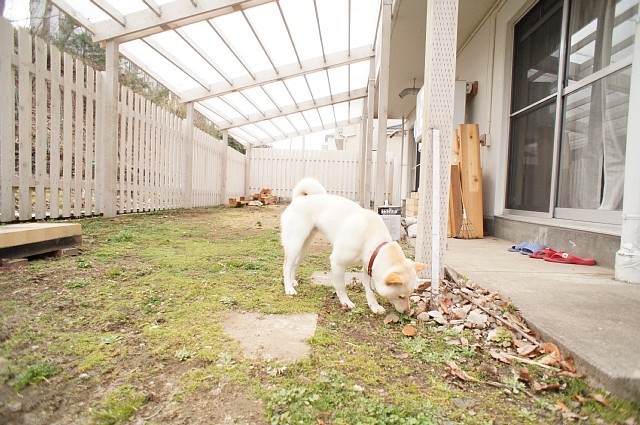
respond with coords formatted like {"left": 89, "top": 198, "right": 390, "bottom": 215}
{"left": 431, "top": 128, "right": 441, "bottom": 306}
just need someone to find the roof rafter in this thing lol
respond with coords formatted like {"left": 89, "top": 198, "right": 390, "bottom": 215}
{"left": 217, "top": 88, "right": 367, "bottom": 130}
{"left": 240, "top": 117, "right": 363, "bottom": 146}
{"left": 50, "top": 0, "right": 95, "bottom": 32}
{"left": 142, "top": 0, "right": 162, "bottom": 17}
{"left": 142, "top": 38, "right": 211, "bottom": 89}
{"left": 207, "top": 19, "right": 256, "bottom": 80}
{"left": 90, "top": 0, "right": 126, "bottom": 27}
{"left": 92, "top": 0, "right": 276, "bottom": 43}
{"left": 173, "top": 28, "right": 233, "bottom": 85}
{"left": 181, "top": 46, "right": 374, "bottom": 102}
{"left": 241, "top": 10, "right": 278, "bottom": 74}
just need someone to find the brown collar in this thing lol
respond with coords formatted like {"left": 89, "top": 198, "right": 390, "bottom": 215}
{"left": 367, "top": 242, "right": 389, "bottom": 276}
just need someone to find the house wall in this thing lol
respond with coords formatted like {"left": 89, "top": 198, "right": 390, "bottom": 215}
{"left": 456, "top": 0, "right": 533, "bottom": 226}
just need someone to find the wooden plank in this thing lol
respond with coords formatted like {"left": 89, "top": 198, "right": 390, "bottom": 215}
{"left": 449, "top": 164, "right": 463, "bottom": 238}
{"left": 74, "top": 58, "right": 84, "bottom": 217}
{"left": 118, "top": 85, "right": 126, "bottom": 214}
{"left": 34, "top": 37, "right": 47, "bottom": 219}
{"left": 17, "top": 29, "right": 32, "bottom": 220}
{"left": 85, "top": 66, "right": 95, "bottom": 216}
{"left": 132, "top": 92, "right": 140, "bottom": 211}
{"left": 0, "top": 222, "right": 81, "bottom": 248}
{"left": 459, "top": 123, "right": 483, "bottom": 238}
{"left": 62, "top": 52, "right": 73, "bottom": 217}
{"left": 0, "top": 19, "right": 15, "bottom": 222}
{"left": 49, "top": 44, "right": 62, "bottom": 219}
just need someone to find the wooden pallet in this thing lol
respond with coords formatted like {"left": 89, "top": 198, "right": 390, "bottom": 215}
{"left": 0, "top": 223, "right": 82, "bottom": 269}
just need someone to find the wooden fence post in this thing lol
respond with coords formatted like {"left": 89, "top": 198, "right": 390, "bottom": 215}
{"left": 97, "top": 40, "right": 119, "bottom": 217}
{"left": 182, "top": 102, "right": 194, "bottom": 208}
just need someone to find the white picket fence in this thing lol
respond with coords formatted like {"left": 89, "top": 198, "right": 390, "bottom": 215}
{"left": 248, "top": 149, "right": 360, "bottom": 201}
{"left": 0, "top": 18, "right": 389, "bottom": 223}
{"left": 0, "top": 18, "right": 245, "bottom": 223}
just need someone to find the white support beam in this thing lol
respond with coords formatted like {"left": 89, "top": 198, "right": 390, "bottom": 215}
{"left": 183, "top": 102, "right": 195, "bottom": 208}
{"left": 49, "top": 0, "right": 96, "bottom": 33}
{"left": 216, "top": 88, "right": 367, "bottom": 130}
{"left": 142, "top": 0, "right": 162, "bottom": 17}
{"left": 415, "top": 0, "right": 459, "bottom": 299}
{"left": 175, "top": 28, "right": 233, "bottom": 84}
{"left": 312, "top": 0, "right": 326, "bottom": 62}
{"left": 276, "top": 1, "right": 302, "bottom": 67}
{"left": 143, "top": 38, "right": 211, "bottom": 89}
{"left": 364, "top": 77, "right": 375, "bottom": 209}
{"left": 92, "top": 0, "right": 276, "bottom": 43}
{"left": 91, "top": 0, "right": 126, "bottom": 27}
{"left": 207, "top": 20, "right": 256, "bottom": 80}
{"left": 181, "top": 45, "right": 374, "bottom": 102}
{"left": 374, "top": 0, "right": 392, "bottom": 207}
{"left": 221, "top": 130, "right": 229, "bottom": 202}
{"left": 242, "top": 10, "right": 278, "bottom": 73}
{"left": 97, "top": 40, "right": 120, "bottom": 217}
{"left": 235, "top": 118, "right": 363, "bottom": 146}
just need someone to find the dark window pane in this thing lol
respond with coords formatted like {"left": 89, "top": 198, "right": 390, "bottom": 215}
{"left": 511, "top": 0, "right": 563, "bottom": 112}
{"left": 507, "top": 101, "right": 556, "bottom": 212}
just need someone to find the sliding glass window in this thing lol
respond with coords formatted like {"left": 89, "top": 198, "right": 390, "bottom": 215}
{"left": 507, "top": 0, "right": 637, "bottom": 224}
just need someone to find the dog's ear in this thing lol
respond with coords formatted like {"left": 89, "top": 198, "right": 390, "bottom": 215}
{"left": 385, "top": 272, "right": 403, "bottom": 286}
{"left": 413, "top": 262, "right": 428, "bottom": 272}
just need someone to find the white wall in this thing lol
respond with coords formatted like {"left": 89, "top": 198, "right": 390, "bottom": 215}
{"left": 456, "top": 0, "right": 533, "bottom": 219}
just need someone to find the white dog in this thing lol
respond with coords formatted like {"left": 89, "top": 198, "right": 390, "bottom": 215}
{"left": 280, "top": 178, "right": 427, "bottom": 314}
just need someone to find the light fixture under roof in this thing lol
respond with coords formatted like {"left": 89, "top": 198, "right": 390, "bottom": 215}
{"left": 399, "top": 78, "right": 420, "bottom": 99}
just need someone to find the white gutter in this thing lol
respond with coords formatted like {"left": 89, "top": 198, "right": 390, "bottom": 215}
{"left": 615, "top": 9, "right": 640, "bottom": 284}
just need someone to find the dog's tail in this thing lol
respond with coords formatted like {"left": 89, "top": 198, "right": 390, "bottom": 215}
{"left": 292, "top": 177, "right": 327, "bottom": 198}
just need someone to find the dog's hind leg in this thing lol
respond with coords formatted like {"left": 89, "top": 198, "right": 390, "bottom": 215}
{"left": 281, "top": 224, "right": 315, "bottom": 295}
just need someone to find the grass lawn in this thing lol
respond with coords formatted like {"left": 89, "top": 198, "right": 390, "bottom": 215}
{"left": 1, "top": 205, "right": 638, "bottom": 424}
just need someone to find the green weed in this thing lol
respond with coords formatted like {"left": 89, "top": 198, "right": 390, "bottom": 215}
{"left": 13, "top": 361, "right": 59, "bottom": 391}
{"left": 90, "top": 385, "right": 146, "bottom": 425}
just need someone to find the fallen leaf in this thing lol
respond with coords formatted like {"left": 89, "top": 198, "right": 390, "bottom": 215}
{"left": 590, "top": 393, "right": 611, "bottom": 407}
{"left": 540, "top": 342, "right": 560, "bottom": 355}
{"left": 384, "top": 313, "right": 400, "bottom": 325}
{"left": 556, "top": 400, "right": 569, "bottom": 411}
{"left": 402, "top": 324, "right": 417, "bottom": 337}
{"left": 572, "top": 394, "right": 588, "bottom": 404}
{"left": 440, "top": 297, "right": 453, "bottom": 314}
{"left": 517, "top": 344, "right": 539, "bottom": 357}
{"left": 538, "top": 350, "right": 562, "bottom": 367}
{"left": 446, "top": 360, "right": 480, "bottom": 383}
{"left": 518, "top": 367, "right": 531, "bottom": 383}
{"left": 560, "top": 356, "right": 577, "bottom": 373}
{"left": 489, "top": 350, "right": 512, "bottom": 364}
{"left": 562, "top": 411, "right": 588, "bottom": 421}
{"left": 532, "top": 382, "right": 562, "bottom": 393}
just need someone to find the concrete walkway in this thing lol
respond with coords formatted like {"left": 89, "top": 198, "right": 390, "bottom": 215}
{"left": 443, "top": 236, "right": 640, "bottom": 401}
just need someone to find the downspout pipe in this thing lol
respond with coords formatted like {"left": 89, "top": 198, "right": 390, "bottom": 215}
{"left": 615, "top": 9, "right": 640, "bottom": 284}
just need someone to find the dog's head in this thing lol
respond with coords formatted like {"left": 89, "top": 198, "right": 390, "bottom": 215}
{"left": 373, "top": 243, "right": 428, "bottom": 314}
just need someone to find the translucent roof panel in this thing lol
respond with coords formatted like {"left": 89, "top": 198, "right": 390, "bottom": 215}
{"left": 50, "top": 0, "right": 381, "bottom": 146}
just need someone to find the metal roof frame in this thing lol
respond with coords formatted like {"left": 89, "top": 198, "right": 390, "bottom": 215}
{"left": 50, "top": 0, "right": 381, "bottom": 146}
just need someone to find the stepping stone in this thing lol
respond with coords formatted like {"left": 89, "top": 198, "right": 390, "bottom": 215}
{"left": 222, "top": 311, "right": 317, "bottom": 363}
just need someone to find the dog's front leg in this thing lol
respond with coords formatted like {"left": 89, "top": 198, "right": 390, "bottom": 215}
{"left": 330, "top": 262, "right": 355, "bottom": 309}
{"left": 363, "top": 280, "right": 386, "bottom": 314}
